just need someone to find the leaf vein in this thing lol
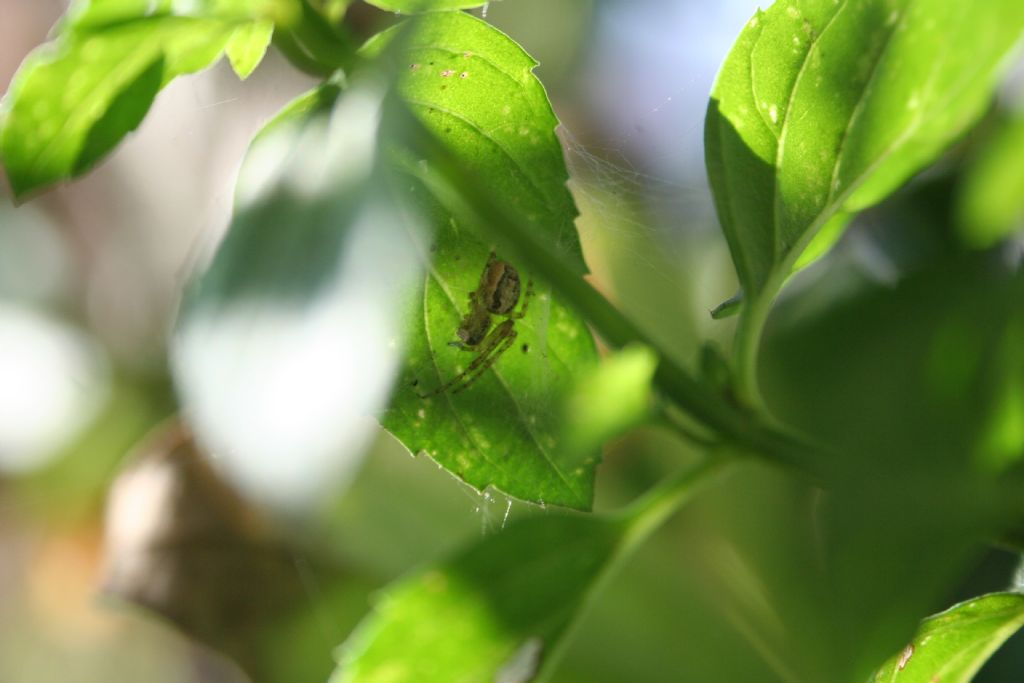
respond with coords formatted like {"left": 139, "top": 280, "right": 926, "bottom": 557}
{"left": 404, "top": 97, "right": 554, "bottom": 215}
{"left": 771, "top": 1, "right": 846, "bottom": 261}
{"left": 826, "top": 0, "right": 913, "bottom": 205}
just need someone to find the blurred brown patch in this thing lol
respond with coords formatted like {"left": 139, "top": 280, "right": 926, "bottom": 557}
{"left": 100, "top": 421, "right": 341, "bottom": 682}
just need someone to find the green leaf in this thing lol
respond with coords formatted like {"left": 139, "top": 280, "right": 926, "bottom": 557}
{"left": 62, "top": 0, "right": 269, "bottom": 29}
{"left": 333, "top": 513, "right": 625, "bottom": 683}
{"left": 1, "top": 15, "right": 236, "bottom": 198}
{"left": 244, "top": 78, "right": 342, "bottom": 150}
{"left": 870, "top": 593, "right": 1024, "bottom": 683}
{"left": 332, "top": 458, "right": 727, "bottom": 683}
{"left": 791, "top": 211, "right": 850, "bottom": 272}
{"left": 366, "top": 13, "right": 599, "bottom": 510}
{"left": 957, "top": 110, "right": 1024, "bottom": 248}
{"left": 226, "top": 19, "right": 274, "bottom": 79}
{"left": 706, "top": 0, "right": 1024, "bottom": 314}
{"left": 63, "top": 0, "right": 173, "bottom": 31}
{"left": 361, "top": 14, "right": 583, "bottom": 273}
{"left": 362, "top": 0, "right": 489, "bottom": 14}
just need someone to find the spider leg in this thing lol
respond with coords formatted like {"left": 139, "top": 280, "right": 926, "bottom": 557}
{"left": 418, "top": 320, "right": 517, "bottom": 398}
{"left": 507, "top": 278, "right": 534, "bottom": 320}
{"left": 452, "top": 325, "right": 517, "bottom": 394}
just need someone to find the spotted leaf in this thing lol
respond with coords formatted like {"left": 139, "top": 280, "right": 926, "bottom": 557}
{"left": 368, "top": 13, "right": 599, "bottom": 510}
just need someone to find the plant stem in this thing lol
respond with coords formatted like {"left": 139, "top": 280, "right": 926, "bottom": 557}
{"left": 537, "top": 454, "right": 735, "bottom": 681}
{"left": 656, "top": 405, "right": 721, "bottom": 449}
{"left": 734, "top": 288, "right": 771, "bottom": 410}
{"left": 619, "top": 453, "right": 736, "bottom": 551}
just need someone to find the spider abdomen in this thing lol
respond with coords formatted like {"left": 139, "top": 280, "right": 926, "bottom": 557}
{"left": 483, "top": 261, "right": 521, "bottom": 314}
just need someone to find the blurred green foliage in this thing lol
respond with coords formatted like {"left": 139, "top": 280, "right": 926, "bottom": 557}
{"left": 2, "top": 0, "right": 1024, "bottom": 682}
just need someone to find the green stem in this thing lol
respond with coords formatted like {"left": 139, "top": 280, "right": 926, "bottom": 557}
{"left": 655, "top": 404, "right": 721, "bottom": 449}
{"left": 734, "top": 288, "right": 772, "bottom": 411}
{"left": 619, "top": 453, "right": 735, "bottom": 550}
{"left": 733, "top": 213, "right": 850, "bottom": 413}
{"left": 608, "top": 458, "right": 807, "bottom": 683}
{"left": 538, "top": 454, "right": 736, "bottom": 681}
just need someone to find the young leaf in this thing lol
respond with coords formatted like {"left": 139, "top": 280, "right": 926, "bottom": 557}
{"left": 362, "top": 0, "right": 489, "bottom": 14}
{"left": 366, "top": 13, "right": 599, "bottom": 510}
{"left": 1, "top": 16, "right": 236, "bottom": 198}
{"left": 225, "top": 19, "right": 274, "bottom": 79}
{"left": 870, "top": 593, "right": 1024, "bottom": 683}
{"left": 706, "top": 0, "right": 1024, "bottom": 326}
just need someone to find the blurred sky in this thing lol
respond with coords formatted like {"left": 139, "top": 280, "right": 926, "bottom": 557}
{"left": 582, "top": 0, "right": 761, "bottom": 181}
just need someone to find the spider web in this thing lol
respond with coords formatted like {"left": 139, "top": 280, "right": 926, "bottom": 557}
{"left": 557, "top": 118, "right": 736, "bottom": 338}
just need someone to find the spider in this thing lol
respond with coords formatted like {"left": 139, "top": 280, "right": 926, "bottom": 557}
{"left": 418, "top": 251, "right": 534, "bottom": 397}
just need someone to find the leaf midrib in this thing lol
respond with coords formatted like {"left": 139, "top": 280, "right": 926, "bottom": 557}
{"left": 769, "top": 2, "right": 845, "bottom": 262}
{"left": 824, "top": 2, "right": 913, "bottom": 208}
